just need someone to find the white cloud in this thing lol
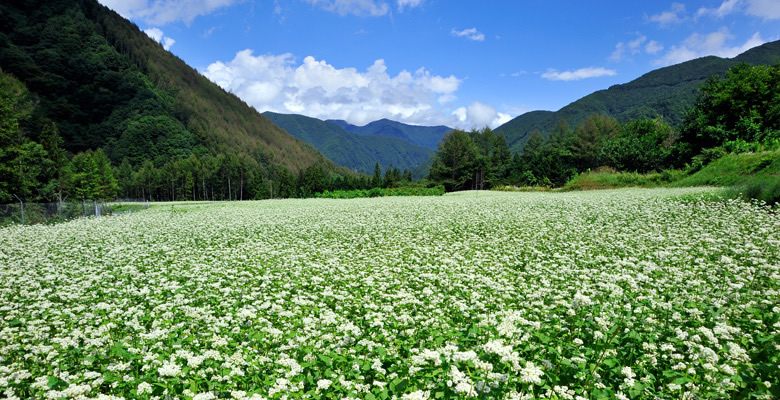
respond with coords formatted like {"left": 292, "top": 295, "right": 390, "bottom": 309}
{"left": 397, "top": 0, "right": 423, "bottom": 12}
{"left": 451, "top": 28, "right": 485, "bottom": 42}
{"left": 696, "top": 0, "right": 741, "bottom": 18}
{"left": 451, "top": 102, "right": 511, "bottom": 129}
{"left": 98, "top": 0, "right": 243, "bottom": 25}
{"left": 653, "top": 29, "right": 765, "bottom": 66}
{"left": 745, "top": 0, "right": 780, "bottom": 19}
{"left": 510, "top": 71, "right": 527, "bottom": 77}
{"left": 202, "top": 50, "right": 514, "bottom": 128}
{"left": 143, "top": 27, "right": 175, "bottom": 50}
{"left": 649, "top": 2, "right": 686, "bottom": 27}
{"left": 609, "top": 34, "right": 647, "bottom": 61}
{"left": 645, "top": 40, "right": 664, "bottom": 54}
{"left": 696, "top": 0, "right": 780, "bottom": 20}
{"left": 305, "top": 0, "right": 389, "bottom": 16}
{"left": 541, "top": 67, "right": 617, "bottom": 81}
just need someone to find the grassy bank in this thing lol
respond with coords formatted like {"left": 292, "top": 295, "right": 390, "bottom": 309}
{"left": 562, "top": 150, "right": 780, "bottom": 204}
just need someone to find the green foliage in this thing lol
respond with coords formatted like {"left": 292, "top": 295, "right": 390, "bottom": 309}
{"left": 66, "top": 148, "right": 118, "bottom": 200}
{"left": 680, "top": 63, "right": 780, "bottom": 156}
{"left": 0, "top": 69, "right": 51, "bottom": 202}
{"left": 427, "top": 129, "right": 479, "bottom": 191}
{"left": 599, "top": 119, "right": 675, "bottom": 173}
{"left": 572, "top": 114, "right": 620, "bottom": 171}
{"left": 564, "top": 168, "right": 686, "bottom": 191}
{"left": 725, "top": 175, "right": 780, "bottom": 206}
{"left": 671, "top": 150, "right": 780, "bottom": 187}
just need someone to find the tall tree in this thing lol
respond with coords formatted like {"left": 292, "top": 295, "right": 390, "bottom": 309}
{"left": 427, "top": 129, "right": 478, "bottom": 191}
{"left": 680, "top": 63, "right": 780, "bottom": 156}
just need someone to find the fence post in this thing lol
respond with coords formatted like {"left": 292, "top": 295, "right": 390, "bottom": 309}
{"left": 13, "top": 194, "right": 24, "bottom": 225}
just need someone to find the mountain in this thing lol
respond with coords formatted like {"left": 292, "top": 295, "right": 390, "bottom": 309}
{"left": 496, "top": 40, "right": 780, "bottom": 152}
{"left": 329, "top": 118, "right": 452, "bottom": 149}
{"left": 0, "top": 0, "right": 344, "bottom": 176}
{"left": 263, "top": 112, "right": 433, "bottom": 174}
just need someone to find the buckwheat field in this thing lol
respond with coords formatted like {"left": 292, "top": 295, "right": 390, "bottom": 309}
{"left": 1, "top": 189, "right": 778, "bottom": 400}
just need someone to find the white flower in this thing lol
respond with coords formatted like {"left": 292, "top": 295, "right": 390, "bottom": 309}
{"left": 157, "top": 360, "right": 182, "bottom": 377}
{"left": 316, "top": 379, "right": 332, "bottom": 392}
{"left": 519, "top": 361, "right": 543, "bottom": 385}
{"left": 402, "top": 390, "right": 431, "bottom": 400}
{"left": 137, "top": 382, "right": 153, "bottom": 396}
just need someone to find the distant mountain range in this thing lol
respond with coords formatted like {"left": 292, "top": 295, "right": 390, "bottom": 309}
{"left": 263, "top": 112, "right": 436, "bottom": 174}
{"left": 327, "top": 119, "right": 451, "bottom": 149}
{"left": 495, "top": 40, "right": 780, "bottom": 152}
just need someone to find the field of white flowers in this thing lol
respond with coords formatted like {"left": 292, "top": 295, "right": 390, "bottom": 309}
{"left": 1, "top": 189, "right": 778, "bottom": 400}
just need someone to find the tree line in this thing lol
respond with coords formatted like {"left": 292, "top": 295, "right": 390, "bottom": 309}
{"left": 427, "top": 63, "right": 779, "bottom": 191}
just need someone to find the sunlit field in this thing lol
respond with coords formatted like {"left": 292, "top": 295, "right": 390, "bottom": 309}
{"left": 1, "top": 189, "right": 778, "bottom": 400}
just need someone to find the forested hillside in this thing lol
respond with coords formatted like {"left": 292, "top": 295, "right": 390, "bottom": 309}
{"left": 496, "top": 40, "right": 780, "bottom": 152}
{"left": 0, "top": 0, "right": 350, "bottom": 202}
{"left": 329, "top": 119, "right": 451, "bottom": 149}
{"left": 264, "top": 112, "right": 433, "bottom": 174}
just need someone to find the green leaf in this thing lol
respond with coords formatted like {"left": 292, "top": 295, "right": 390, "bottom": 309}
{"left": 110, "top": 344, "right": 133, "bottom": 360}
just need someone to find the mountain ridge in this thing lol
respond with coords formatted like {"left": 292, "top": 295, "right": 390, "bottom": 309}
{"left": 327, "top": 118, "right": 452, "bottom": 149}
{"left": 263, "top": 112, "right": 434, "bottom": 174}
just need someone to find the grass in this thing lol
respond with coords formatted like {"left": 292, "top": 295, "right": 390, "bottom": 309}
{"left": 669, "top": 149, "right": 780, "bottom": 187}
{"left": 563, "top": 167, "right": 686, "bottom": 191}
{"left": 561, "top": 150, "right": 780, "bottom": 205}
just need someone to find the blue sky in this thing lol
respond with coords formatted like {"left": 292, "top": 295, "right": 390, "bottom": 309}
{"left": 99, "top": 0, "right": 780, "bottom": 129}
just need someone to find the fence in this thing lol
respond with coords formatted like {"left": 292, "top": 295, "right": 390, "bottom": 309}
{"left": 0, "top": 199, "right": 150, "bottom": 226}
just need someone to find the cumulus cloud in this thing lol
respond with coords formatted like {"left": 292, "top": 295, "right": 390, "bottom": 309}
{"left": 201, "top": 50, "right": 514, "bottom": 128}
{"left": 98, "top": 0, "right": 243, "bottom": 25}
{"left": 653, "top": 29, "right": 765, "bottom": 66}
{"left": 305, "top": 0, "right": 390, "bottom": 16}
{"left": 451, "top": 102, "right": 511, "bottom": 129}
{"left": 541, "top": 67, "right": 617, "bottom": 81}
{"left": 144, "top": 27, "right": 175, "bottom": 50}
{"left": 451, "top": 28, "right": 485, "bottom": 42}
{"left": 649, "top": 2, "right": 686, "bottom": 27}
{"left": 697, "top": 0, "right": 780, "bottom": 20}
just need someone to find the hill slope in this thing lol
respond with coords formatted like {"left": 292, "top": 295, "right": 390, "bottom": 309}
{"left": 0, "top": 0, "right": 342, "bottom": 176}
{"left": 496, "top": 40, "right": 780, "bottom": 152}
{"left": 264, "top": 112, "right": 433, "bottom": 174}
{"left": 329, "top": 119, "right": 452, "bottom": 149}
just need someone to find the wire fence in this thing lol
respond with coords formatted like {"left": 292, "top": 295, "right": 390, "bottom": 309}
{"left": 0, "top": 199, "right": 150, "bottom": 227}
